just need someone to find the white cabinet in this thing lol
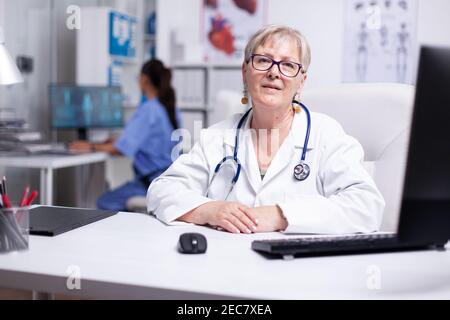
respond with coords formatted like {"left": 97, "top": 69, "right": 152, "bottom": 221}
{"left": 76, "top": 7, "right": 138, "bottom": 86}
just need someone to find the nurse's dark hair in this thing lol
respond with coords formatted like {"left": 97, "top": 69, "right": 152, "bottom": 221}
{"left": 141, "top": 59, "right": 179, "bottom": 130}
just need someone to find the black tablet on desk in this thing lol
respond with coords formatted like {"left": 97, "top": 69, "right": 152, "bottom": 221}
{"left": 29, "top": 206, "right": 118, "bottom": 236}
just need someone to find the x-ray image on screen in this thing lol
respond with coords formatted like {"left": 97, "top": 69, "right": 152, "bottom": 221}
{"left": 50, "top": 85, "right": 124, "bottom": 129}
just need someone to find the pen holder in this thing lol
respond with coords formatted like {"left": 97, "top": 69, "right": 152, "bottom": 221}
{"left": 0, "top": 207, "right": 29, "bottom": 253}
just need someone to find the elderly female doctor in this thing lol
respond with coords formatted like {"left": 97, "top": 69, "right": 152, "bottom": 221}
{"left": 147, "top": 25, "right": 385, "bottom": 234}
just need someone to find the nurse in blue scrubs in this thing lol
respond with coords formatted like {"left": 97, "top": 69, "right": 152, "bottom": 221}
{"left": 70, "top": 59, "right": 182, "bottom": 211}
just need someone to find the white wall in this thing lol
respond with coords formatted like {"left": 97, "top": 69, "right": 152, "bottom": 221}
{"left": 0, "top": 0, "right": 4, "bottom": 27}
{"left": 157, "top": 0, "right": 450, "bottom": 88}
{"left": 0, "top": 0, "right": 5, "bottom": 109}
{"left": 156, "top": 0, "right": 202, "bottom": 65}
{"left": 0, "top": 0, "right": 52, "bottom": 204}
{"left": 0, "top": 0, "right": 52, "bottom": 134}
{"left": 417, "top": 0, "right": 450, "bottom": 46}
{"left": 267, "top": 0, "right": 345, "bottom": 89}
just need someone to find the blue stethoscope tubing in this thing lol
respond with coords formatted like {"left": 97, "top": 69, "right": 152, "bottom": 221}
{"left": 293, "top": 100, "right": 311, "bottom": 181}
{"left": 205, "top": 101, "right": 311, "bottom": 198}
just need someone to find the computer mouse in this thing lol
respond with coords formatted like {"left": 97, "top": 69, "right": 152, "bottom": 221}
{"left": 177, "top": 233, "right": 207, "bottom": 254}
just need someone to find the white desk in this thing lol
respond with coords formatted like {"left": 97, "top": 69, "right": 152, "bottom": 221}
{"left": 0, "top": 152, "right": 108, "bottom": 205}
{"left": 0, "top": 211, "right": 449, "bottom": 299}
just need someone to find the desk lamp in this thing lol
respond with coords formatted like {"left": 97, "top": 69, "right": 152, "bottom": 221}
{"left": 0, "top": 26, "right": 23, "bottom": 85}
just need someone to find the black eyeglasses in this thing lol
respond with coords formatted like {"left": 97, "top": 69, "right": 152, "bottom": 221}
{"left": 249, "top": 54, "right": 304, "bottom": 78}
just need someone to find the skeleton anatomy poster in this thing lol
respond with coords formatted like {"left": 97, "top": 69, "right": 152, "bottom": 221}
{"left": 343, "top": 0, "right": 418, "bottom": 84}
{"left": 203, "top": 0, "right": 267, "bottom": 63}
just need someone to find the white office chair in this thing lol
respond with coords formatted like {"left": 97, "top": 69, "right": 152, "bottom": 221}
{"left": 216, "top": 83, "right": 415, "bottom": 231}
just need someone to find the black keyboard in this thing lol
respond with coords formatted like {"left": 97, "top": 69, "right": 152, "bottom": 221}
{"left": 251, "top": 233, "right": 426, "bottom": 258}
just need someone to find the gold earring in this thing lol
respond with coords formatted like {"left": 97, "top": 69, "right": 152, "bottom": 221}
{"left": 241, "top": 88, "right": 249, "bottom": 105}
{"left": 292, "top": 94, "right": 301, "bottom": 113}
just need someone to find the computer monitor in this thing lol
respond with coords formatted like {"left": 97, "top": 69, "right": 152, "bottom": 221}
{"left": 49, "top": 85, "right": 124, "bottom": 139}
{"left": 398, "top": 45, "right": 450, "bottom": 244}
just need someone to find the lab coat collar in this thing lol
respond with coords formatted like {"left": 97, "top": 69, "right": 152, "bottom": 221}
{"left": 223, "top": 109, "right": 260, "bottom": 193}
{"left": 222, "top": 109, "right": 314, "bottom": 192}
{"left": 223, "top": 109, "right": 251, "bottom": 148}
{"left": 260, "top": 110, "right": 314, "bottom": 186}
{"left": 291, "top": 108, "right": 315, "bottom": 150}
{"left": 223, "top": 108, "right": 314, "bottom": 150}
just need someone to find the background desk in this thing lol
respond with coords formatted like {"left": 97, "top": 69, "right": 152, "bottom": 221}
{"left": 0, "top": 152, "right": 108, "bottom": 205}
{"left": 0, "top": 211, "right": 449, "bottom": 299}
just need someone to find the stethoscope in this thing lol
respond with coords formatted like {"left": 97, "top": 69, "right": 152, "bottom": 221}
{"left": 205, "top": 101, "right": 311, "bottom": 199}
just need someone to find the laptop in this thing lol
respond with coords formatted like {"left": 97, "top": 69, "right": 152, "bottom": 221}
{"left": 252, "top": 46, "right": 450, "bottom": 259}
{"left": 29, "top": 206, "right": 117, "bottom": 236}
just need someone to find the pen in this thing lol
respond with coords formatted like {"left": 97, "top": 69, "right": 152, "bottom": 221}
{"left": 0, "top": 180, "right": 12, "bottom": 208}
{"left": 0, "top": 183, "right": 11, "bottom": 208}
{"left": 0, "top": 183, "right": 3, "bottom": 208}
{"left": 2, "top": 176, "right": 7, "bottom": 195}
{"left": 19, "top": 186, "right": 30, "bottom": 207}
{"left": 2, "top": 194, "right": 12, "bottom": 209}
{"left": 25, "top": 191, "right": 38, "bottom": 206}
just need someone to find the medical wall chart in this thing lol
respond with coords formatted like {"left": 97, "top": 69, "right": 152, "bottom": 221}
{"left": 202, "top": 0, "right": 267, "bottom": 63}
{"left": 109, "top": 11, "right": 137, "bottom": 59}
{"left": 343, "top": 0, "right": 418, "bottom": 84}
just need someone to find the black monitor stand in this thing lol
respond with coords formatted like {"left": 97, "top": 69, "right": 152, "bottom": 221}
{"left": 77, "top": 128, "right": 87, "bottom": 141}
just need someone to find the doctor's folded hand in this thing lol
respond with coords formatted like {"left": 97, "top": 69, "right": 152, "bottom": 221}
{"left": 179, "top": 201, "right": 286, "bottom": 233}
{"left": 147, "top": 25, "right": 385, "bottom": 234}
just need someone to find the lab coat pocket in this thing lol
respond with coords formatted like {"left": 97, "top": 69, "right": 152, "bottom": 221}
{"left": 283, "top": 174, "right": 319, "bottom": 203}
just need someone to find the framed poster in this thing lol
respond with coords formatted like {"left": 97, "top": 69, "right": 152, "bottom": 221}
{"left": 203, "top": 0, "right": 268, "bottom": 63}
{"left": 343, "top": 0, "right": 418, "bottom": 84}
{"left": 109, "top": 11, "right": 137, "bottom": 59}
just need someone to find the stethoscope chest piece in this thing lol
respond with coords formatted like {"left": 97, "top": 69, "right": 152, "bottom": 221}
{"left": 294, "top": 161, "right": 310, "bottom": 181}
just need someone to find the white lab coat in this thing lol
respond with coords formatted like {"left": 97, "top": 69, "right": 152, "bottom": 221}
{"left": 147, "top": 110, "right": 385, "bottom": 234}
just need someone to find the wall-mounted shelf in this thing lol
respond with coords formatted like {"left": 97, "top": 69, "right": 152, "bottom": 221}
{"left": 172, "top": 64, "right": 242, "bottom": 129}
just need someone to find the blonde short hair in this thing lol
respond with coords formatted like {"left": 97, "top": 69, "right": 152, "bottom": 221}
{"left": 244, "top": 24, "right": 311, "bottom": 73}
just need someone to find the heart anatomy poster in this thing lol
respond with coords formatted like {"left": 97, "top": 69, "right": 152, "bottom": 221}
{"left": 203, "top": 0, "right": 267, "bottom": 63}
{"left": 343, "top": 0, "right": 418, "bottom": 84}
